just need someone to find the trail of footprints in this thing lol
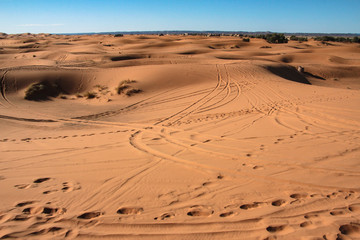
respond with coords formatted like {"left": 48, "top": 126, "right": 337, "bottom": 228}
{"left": 4, "top": 175, "right": 360, "bottom": 239}
{"left": 14, "top": 177, "right": 81, "bottom": 194}
{"left": 0, "top": 129, "right": 130, "bottom": 143}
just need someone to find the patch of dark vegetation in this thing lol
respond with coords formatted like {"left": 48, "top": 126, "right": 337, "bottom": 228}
{"left": 253, "top": 33, "right": 288, "bottom": 43}
{"left": 116, "top": 80, "right": 141, "bottom": 96}
{"left": 260, "top": 46, "right": 272, "bottom": 48}
{"left": 25, "top": 82, "right": 63, "bottom": 101}
{"left": 242, "top": 38, "right": 250, "bottom": 42}
{"left": 114, "top": 34, "right": 123, "bottom": 37}
{"left": 290, "top": 35, "right": 308, "bottom": 42}
{"left": 125, "top": 88, "right": 142, "bottom": 96}
{"left": 116, "top": 85, "right": 129, "bottom": 94}
{"left": 314, "top": 36, "right": 360, "bottom": 43}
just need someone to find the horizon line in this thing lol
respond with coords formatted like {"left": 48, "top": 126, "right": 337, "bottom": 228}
{"left": 3, "top": 30, "right": 360, "bottom": 36}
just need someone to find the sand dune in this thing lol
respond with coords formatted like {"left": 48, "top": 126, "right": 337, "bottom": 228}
{"left": 0, "top": 34, "right": 360, "bottom": 239}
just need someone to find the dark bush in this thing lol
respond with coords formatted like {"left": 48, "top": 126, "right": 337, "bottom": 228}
{"left": 84, "top": 92, "right": 97, "bottom": 99}
{"left": 24, "top": 81, "right": 62, "bottom": 101}
{"left": 116, "top": 80, "right": 136, "bottom": 94}
{"left": 314, "top": 36, "right": 355, "bottom": 43}
{"left": 242, "top": 38, "right": 250, "bottom": 42}
{"left": 252, "top": 33, "right": 288, "bottom": 44}
{"left": 266, "top": 33, "right": 288, "bottom": 43}
{"left": 114, "top": 34, "right": 123, "bottom": 37}
{"left": 290, "top": 35, "right": 308, "bottom": 42}
{"left": 125, "top": 89, "right": 142, "bottom": 96}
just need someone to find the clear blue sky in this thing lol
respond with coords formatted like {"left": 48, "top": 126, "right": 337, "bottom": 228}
{"left": 1, "top": 0, "right": 359, "bottom": 34}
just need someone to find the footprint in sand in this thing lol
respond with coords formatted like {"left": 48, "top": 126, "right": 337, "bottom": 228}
{"left": 33, "top": 177, "right": 51, "bottom": 184}
{"left": 61, "top": 182, "right": 81, "bottom": 192}
{"left": 240, "top": 202, "right": 261, "bottom": 210}
{"left": 154, "top": 212, "right": 175, "bottom": 220}
{"left": 271, "top": 199, "right": 286, "bottom": 207}
{"left": 78, "top": 211, "right": 102, "bottom": 220}
{"left": 219, "top": 211, "right": 234, "bottom": 217}
{"left": 15, "top": 178, "right": 51, "bottom": 190}
{"left": 14, "top": 184, "right": 31, "bottom": 189}
{"left": 339, "top": 223, "right": 360, "bottom": 235}
{"left": 117, "top": 207, "right": 143, "bottom": 215}
{"left": 330, "top": 208, "right": 347, "bottom": 216}
{"left": 15, "top": 201, "right": 36, "bottom": 207}
{"left": 23, "top": 206, "right": 66, "bottom": 216}
{"left": 43, "top": 189, "right": 58, "bottom": 195}
{"left": 266, "top": 225, "right": 287, "bottom": 233}
{"left": 202, "top": 181, "right": 212, "bottom": 187}
{"left": 43, "top": 181, "right": 81, "bottom": 194}
{"left": 304, "top": 213, "right": 319, "bottom": 219}
{"left": 349, "top": 203, "right": 360, "bottom": 212}
{"left": 187, "top": 206, "right": 214, "bottom": 217}
{"left": 300, "top": 221, "right": 312, "bottom": 228}
{"left": 290, "top": 193, "right": 308, "bottom": 200}
{"left": 12, "top": 215, "right": 31, "bottom": 221}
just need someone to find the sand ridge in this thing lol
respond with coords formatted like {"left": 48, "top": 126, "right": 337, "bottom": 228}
{"left": 0, "top": 34, "right": 360, "bottom": 239}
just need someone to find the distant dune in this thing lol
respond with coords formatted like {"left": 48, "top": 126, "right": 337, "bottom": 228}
{"left": 0, "top": 34, "right": 360, "bottom": 240}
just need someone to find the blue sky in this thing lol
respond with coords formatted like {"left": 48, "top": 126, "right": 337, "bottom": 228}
{"left": 1, "top": 0, "right": 359, "bottom": 34}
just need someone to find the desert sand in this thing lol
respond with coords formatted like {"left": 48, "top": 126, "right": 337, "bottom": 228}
{"left": 0, "top": 33, "right": 360, "bottom": 239}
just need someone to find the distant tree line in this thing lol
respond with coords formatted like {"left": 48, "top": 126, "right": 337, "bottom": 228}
{"left": 290, "top": 35, "right": 308, "bottom": 42}
{"left": 314, "top": 36, "right": 360, "bottom": 43}
{"left": 249, "top": 33, "right": 288, "bottom": 43}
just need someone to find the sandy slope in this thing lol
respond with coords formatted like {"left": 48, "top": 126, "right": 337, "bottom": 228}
{"left": 0, "top": 34, "right": 360, "bottom": 240}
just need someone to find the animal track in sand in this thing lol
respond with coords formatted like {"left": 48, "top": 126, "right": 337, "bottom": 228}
{"left": 14, "top": 184, "right": 30, "bottom": 189}
{"left": 33, "top": 177, "right": 51, "bottom": 183}
{"left": 349, "top": 203, "right": 360, "bottom": 212}
{"left": 330, "top": 209, "right": 347, "bottom": 216}
{"left": 300, "top": 221, "right": 312, "bottom": 228}
{"left": 15, "top": 201, "right": 36, "bottom": 207}
{"left": 117, "top": 207, "right": 144, "bottom": 215}
{"left": 266, "top": 225, "right": 287, "bottom": 233}
{"left": 154, "top": 212, "right": 175, "bottom": 220}
{"left": 304, "top": 213, "right": 319, "bottom": 219}
{"left": 219, "top": 211, "right": 234, "bottom": 217}
{"left": 240, "top": 202, "right": 261, "bottom": 210}
{"left": 339, "top": 223, "right": 360, "bottom": 235}
{"left": 290, "top": 193, "right": 308, "bottom": 199}
{"left": 187, "top": 206, "right": 214, "bottom": 217}
{"left": 22, "top": 206, "right": 66, "bottom": 216}
{"left": 43, "top": 181, "right": 81, "bottom": 194}
{"left": 78, "top": 211, "right": 102, "bottom": 220}
{"left": 271, "top": 199, "right": 286, "bottom": 207}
